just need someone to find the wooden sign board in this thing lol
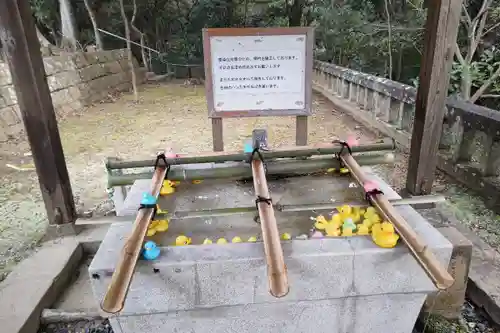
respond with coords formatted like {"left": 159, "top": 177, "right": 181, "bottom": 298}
{"left": 203, "top": 27, "right": 314, "bottom": 118}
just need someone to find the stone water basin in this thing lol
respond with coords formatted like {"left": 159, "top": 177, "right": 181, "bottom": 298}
{"left": 89, "top": 169, "right": 453, "bottom": 333}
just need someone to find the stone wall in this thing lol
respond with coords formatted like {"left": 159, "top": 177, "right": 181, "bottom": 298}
{"left": 0, "top": 49, "right": 145, "bottom": 142}
{"left": 313, "top": 60, "right": 500, "bottom": 213}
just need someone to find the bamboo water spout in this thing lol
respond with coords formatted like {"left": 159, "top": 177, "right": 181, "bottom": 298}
{"left": 100, "top": 156, "right": 169, "bottom": 314}
{"left": 340, "top": 153, "right": 454, "bottom": 290}
{"left": 251, "top": 159, "right": 289, "bottom": 297}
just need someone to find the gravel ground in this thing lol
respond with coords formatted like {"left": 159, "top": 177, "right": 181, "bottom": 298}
{"left": 0, "top": 81, "right": 380, "bottom": 281}
{"left": 38, "top": 319, "right": 113, "bottom": 333}
{"left": 415, "top": 300, "right": 500, "bottom": 333}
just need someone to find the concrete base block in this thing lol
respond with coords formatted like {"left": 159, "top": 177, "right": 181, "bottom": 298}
{"left": 110, "top": 294, "right": 426, "bottom": 333}
{"left": 90, "top": 172, "right": 453, "bottom": 333}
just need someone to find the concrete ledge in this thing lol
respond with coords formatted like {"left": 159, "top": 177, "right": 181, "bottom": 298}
{"left": 424, "top": 226, "right": 472, "bottom": 318}
{"left": 0, "top": 238, "right": 83, "bottom": 333}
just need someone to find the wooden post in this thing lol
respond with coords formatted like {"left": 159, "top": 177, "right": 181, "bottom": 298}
{"left": 211, "top": 118, "right": 224, "bottom": 151}
{"left": 406, "top": 0, "right": 462, "bottom": 194}
{"left": 0, "top": 0, "right": 76, "bottom": 225}
{"left": 295, "top": 116, "right": 308, "bottom": 146}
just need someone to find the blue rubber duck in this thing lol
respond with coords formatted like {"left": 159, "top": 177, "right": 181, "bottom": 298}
{"left": 141, "top": 193, "right": 157, "bottom": 206}
{"left": 143, "top": 241, "right": 160, "bottom": 260}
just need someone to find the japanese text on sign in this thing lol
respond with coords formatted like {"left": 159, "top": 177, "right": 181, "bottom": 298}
{"left": 209, "top": 34, "right": 307, "bottom": 112}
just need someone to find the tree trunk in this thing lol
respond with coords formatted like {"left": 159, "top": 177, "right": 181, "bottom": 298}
{"left": 59, "top": 0, "right": 78, "bottom": 50}
{"left": 383, "top": 0, "right": 393, "bottom": 79}
{"left": 118, "top": 0, "right": 138, "bottom": 101}
{"left": 288, "top": 0, "right": 304, "bottom": 26}
{"left": 131, "top": 0, "right": 148, "bottom": 71}
{"left": 83, "top": 0, "right": 103, "bottom": 50}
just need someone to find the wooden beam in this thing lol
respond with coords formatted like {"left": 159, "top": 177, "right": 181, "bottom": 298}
{"left": 0, "top": 0, "right": 76, "bottom": 225}
{"left": 406, "top": 0, "right": 462, "bottom": 194}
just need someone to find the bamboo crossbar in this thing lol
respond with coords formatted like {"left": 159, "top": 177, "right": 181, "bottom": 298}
{"left": 340, "top": 153, "right": 454, "bottom": 290}
{"left": 251, "top": 159, "right": 289, "bottom": 297}
{"left": 75, "top": 194, "right": 446, "bottom": 226}
{"left": 106, "top": 140, "right": 395, "bottom": 170}
{"left": 101, "top": 156, "right": 169, "bottom": 314}
{"left": 107, "top": 153, "right": 395, "bottom": 187}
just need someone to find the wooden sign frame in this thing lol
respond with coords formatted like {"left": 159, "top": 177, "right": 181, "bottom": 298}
{"left": 203, "top": 27, "right": 314, "bottom": 118}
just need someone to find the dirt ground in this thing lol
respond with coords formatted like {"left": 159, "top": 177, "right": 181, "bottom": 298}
{"left": 0, "top": 82, "right": 383, "bottom": 280}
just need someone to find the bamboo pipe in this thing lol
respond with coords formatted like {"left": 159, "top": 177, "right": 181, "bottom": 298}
{"left": 340, "top": 153, "right": 454, "bottom": 290}
{"left": 100, "top": 159, "right": 168, "bottom": 314}
{"left": 108, "top": 153, "right": 395, "bottom": 187}
{"left": 106, "top": 140, "right": 395, "bottom": 169}
{"left": 251, "top": 159, "right": 289, "bottom": 297}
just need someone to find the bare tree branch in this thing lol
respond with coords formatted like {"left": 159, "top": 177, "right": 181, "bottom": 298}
{"left": 470, "top": 65, "right": 500, "bottom": 102}
{"left": 480, "top": 94, "right": 500, "bottom": 98}
{"left": 454, "top": 42, "right": 465, "bottom": 65}
{"left": 481, "top": 20, "right": 500, "bottom": 38}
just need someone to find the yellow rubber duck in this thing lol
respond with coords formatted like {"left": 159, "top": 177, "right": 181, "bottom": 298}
{"left": 202, "top": 238, "right": 213, "bottom": 245}
{"left": 350, "top": 207, "right": 363, "bottom": 223}
{"left": 232, "top": 236, "right": 243, "bottom": 243}
{"left": 330, "top": 214, "right": 343, "bottom": 228}
{"left": 216, "top": 238, "right": 228, "bottom": 245}
{"left": 325, "top": 224, "right": 341, "bottom": 237}
{"left": 357, "top": 224, "right": 370, "bottom": 235}
{"left": 281, "top": 233, "right": 292, "bottom": 240}
{"left": 146, "top": 219, "right": 169, "bottom": 236}
{"left": 247, "top": 236, "right": 257, "bottom": 242}
{"left": 175, "top": 235, "right": 192, "bottom": 246}
{"left": 339, "top": 167, "right": 350, "bottom": 174}
{"left": 372, "top": 222, "right": 399, "bottom": 248}
{"left": 338, "top": 205, "right": 352, "bottom": 220}
{"left": 314, "top": 215, "right": 329, "bottom": 230}
{"left": 160, "top": 180, "right": 175, "bottom": 196}
{"left": 364, "top": 207, "right": 381, "bottom": 225}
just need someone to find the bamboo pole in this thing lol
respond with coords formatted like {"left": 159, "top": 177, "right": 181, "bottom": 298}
{"left": 108, "top": 153, "right": 395, "bottom": 187}
{"left": 101, "top": 155, "right": 168, "bottom": 314}
{"left": 340, "top": 153, "right": 454, "bottom": 290}
{"left": 251, "top": 159, "right": 289, "bottom": 297}
{"left": 106, "top": 140, "right": 395, "bottom": 169}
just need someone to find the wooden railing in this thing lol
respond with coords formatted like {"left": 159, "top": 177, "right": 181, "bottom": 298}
{"left": 313, "top": 60, "right": 500, "bottom": 212}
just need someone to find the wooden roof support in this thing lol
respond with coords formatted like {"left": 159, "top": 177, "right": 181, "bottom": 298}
{"left": 251, "top": 159, "right": 289, "bottom": 298}
{"left": 101, "top": 156, "right": 169, "bottom": 314}
{"left": 341, "top": 153, "right": 454, "bottom": 290}
{"left": 0, "top": 0, "right": 76, "bottom": 225}
{"left": 406, "top": 0, "right": 462, "bottom": 194}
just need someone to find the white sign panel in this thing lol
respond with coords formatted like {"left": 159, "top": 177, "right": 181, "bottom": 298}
{"left": 203, "top": 28, "right": 313, "bottom": 117}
